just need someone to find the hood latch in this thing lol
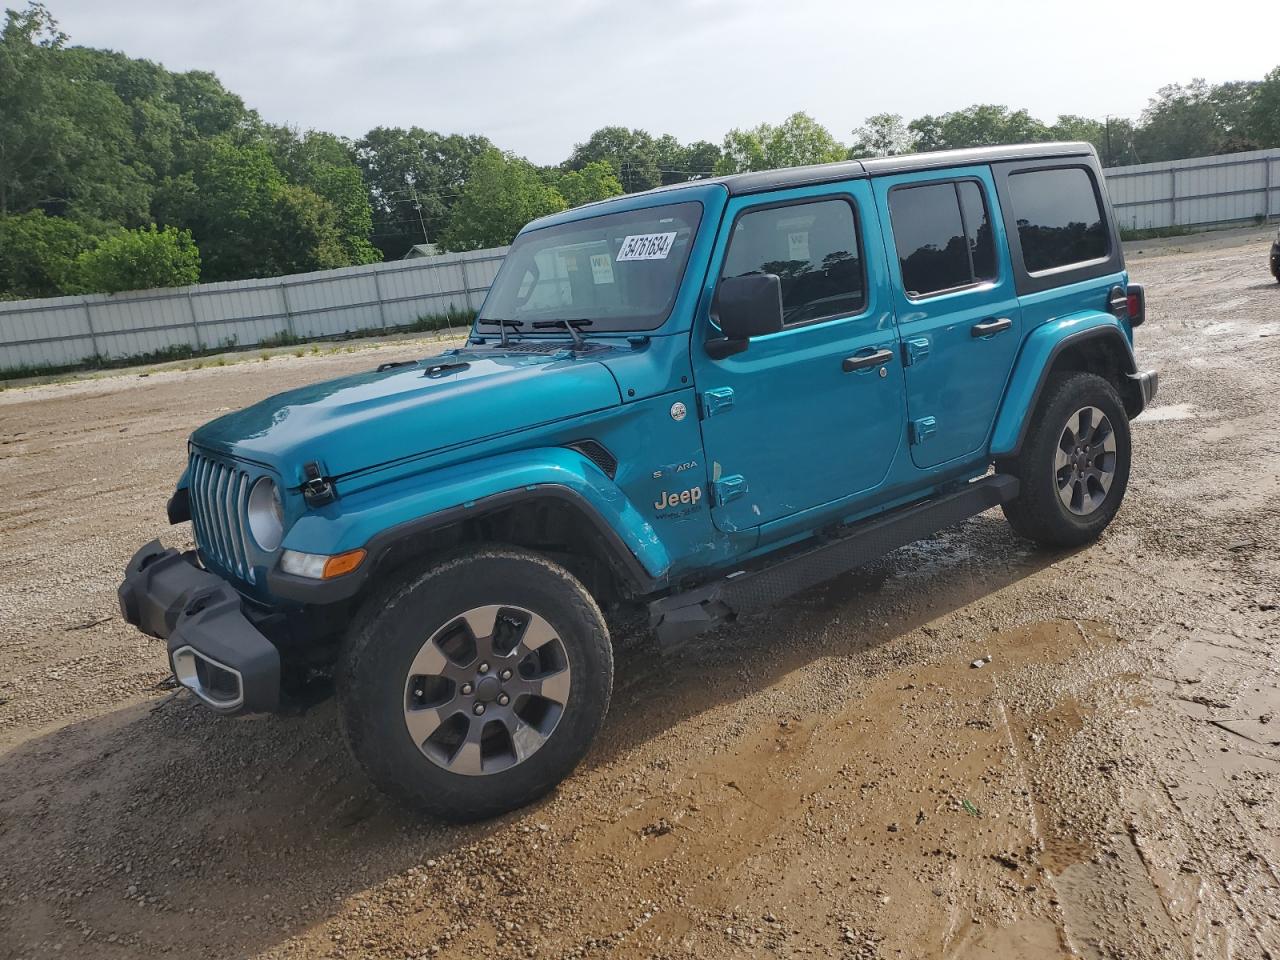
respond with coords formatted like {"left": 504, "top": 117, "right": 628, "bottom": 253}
{"left": 301, "top": 461, "right": 336, "bottom": 506}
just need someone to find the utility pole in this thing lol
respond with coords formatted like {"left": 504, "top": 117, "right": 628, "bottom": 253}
{"left": 410, "top": 185, "right": 429, "bottom": 246}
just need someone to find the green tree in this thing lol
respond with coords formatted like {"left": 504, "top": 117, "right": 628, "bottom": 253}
{"left": 909, "top": 105, "right": 1051, "bottom": 152}
{"left": 356, "top": 126, "right": 493, "bottom": 258}
{"left": 440, "top": 150, "right": 566, "bottom": 251}
{"left": 0, "top": 3, "right": 148, "bottom": 221}
{"left": 161, "top": 136, "right": 351, "bottom": 280}
{"left": 681, "top": 140, "right": 723, "bottom": 180}
{"left": 1133, "top": 80, "right": 1247, "bottom": 161}
{"left": 566, "top": 127, "right": 661, "bottom": 193}
{"left": 651, "top": 135, "right": 722, "bottom": 184}
{"left": 0, "top": 209, "right": 96, "bottom": 297}
{"left": 849, "top": 113, "right": 914, "bottom": 158}
{"left": 69, "top": 224, "right": 199, "bottom": 293}
{"left": 1250, "top": 66, "right": 1280, "bottom": 148}
{"left": 555, "top": 160, "right": 623, "bottom": 208}
{"left": 716, "top": 112, "right": 847, "bottom": 174}
{"left": 269, "top": 128, "right": 378, "bottom": 265}
{"left": 266, "top": 182, "right": 348, "bottom": 274}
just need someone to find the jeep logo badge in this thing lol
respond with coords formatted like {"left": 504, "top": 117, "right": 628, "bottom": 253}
{"left": 654, "top": 486, "right": 702, "bottom": 511}
{"left": 670, "top": 401, "right": 687, "bottom": 422}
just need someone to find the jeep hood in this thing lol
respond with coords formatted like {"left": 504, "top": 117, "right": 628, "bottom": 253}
{"left": 190, "top": 352, "right": 622, "bottom": 480}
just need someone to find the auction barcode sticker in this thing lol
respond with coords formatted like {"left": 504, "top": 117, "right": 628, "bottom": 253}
{"left": 616, "top": 232, "right": 678, "bottom": 261}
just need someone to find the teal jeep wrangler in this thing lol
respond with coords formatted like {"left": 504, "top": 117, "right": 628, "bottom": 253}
{"left": 120, "top": 142, "right": 1157, "bottom": 820}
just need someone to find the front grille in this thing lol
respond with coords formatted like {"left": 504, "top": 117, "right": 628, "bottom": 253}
{"left": 187, "top": 449, "right": 256, "bottom": 583}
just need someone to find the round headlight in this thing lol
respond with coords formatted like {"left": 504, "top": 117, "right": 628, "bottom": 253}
{"left": 247, "top": 476, "right": 284, "bottom": 552}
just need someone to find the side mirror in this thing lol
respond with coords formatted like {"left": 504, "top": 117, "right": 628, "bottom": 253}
{"left": 707, "top": 273, "right": 784, "bottom": 359}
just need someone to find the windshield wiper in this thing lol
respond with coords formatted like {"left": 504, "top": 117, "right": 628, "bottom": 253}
{"left": 531, "top": 318, "right": 594, "bottom": 348}
{"left": 476, "top": 317, "right": 524, "bottom": 347}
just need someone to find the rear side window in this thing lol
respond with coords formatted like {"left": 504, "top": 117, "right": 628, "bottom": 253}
{"left": 1007, "top": 167, "right": 1108, "bottom": 273}
{"left": 889, "top": 180, "right": 997, "bottom": 298}
{"left": 720, "top": 198, "right": 864, "bottom": 326}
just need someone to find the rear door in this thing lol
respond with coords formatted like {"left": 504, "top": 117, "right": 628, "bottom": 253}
{"left": 872, "top": 166, "right": 1021, "bottom": 468}
{"left": 691, "top": 182, "right": 905, "bottom": 532}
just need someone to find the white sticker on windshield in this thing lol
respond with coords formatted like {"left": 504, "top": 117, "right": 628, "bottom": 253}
{"left": 616, "top": 232, "right": 678, "bottom": 261}
{"left": 589, "top": 253, "right": 614, "bottom": 285}
{"left": 788, "top": 231, "right": 810, "bottom": 263}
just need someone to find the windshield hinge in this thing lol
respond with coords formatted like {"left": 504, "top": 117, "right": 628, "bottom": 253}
{"left": 301, "top": 461, "right": 336, "bottom": 506}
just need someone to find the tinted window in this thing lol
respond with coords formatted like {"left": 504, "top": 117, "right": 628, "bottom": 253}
{"left": 720, "top": 198, "right": 863, "bottom": 326}
{"left": 889, "top": 180, "right": 998, "bottom": 298}
{"left": 1008, "top": 167, "right": 1108, "bottom": 273}
{"left": 958, "top": 181, "right": 997, "bottom": 280}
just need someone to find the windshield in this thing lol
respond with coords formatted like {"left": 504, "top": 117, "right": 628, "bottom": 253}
{"left": 478, "top": 201, "right": 703, "bottom": 333}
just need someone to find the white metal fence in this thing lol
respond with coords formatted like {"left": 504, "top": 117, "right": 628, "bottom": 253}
{"left": 1103, "top": 147, "right": 1280, "bottom": 231}
{"left": 0, "top": 246, "right": 507, "bottom": 374}
{"left": 4, "top": 147, "right": 1280, "bottom": 374}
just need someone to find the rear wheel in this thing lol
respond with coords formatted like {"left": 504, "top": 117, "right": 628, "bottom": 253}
{"left": 338, "top": 547, "right": 612, "bottom": 821}
{"left": 1000, "top": 371, "right": 1132, "bottom": 548}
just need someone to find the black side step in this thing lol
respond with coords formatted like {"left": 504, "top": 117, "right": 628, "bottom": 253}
{"left": 648, "top": 474, "right": 1019, "bottom": 645}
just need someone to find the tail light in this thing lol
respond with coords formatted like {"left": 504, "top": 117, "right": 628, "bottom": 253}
{"left": 1126, "top": 284, "right": 1146, "bottom": 327}
{"left": 1108, "top": 284, "right": 1146, "bottom": 327}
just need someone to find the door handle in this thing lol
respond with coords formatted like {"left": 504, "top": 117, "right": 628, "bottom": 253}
{"left": 842, "top": 348, "right": 894, "bottom": 373}
{"left": 971, "top": 317, "right": 1012, "bottom": 338}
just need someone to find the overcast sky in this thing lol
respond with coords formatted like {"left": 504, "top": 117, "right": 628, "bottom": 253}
{"left": 47, "top": 0, "right": 1278, "bottom": 165}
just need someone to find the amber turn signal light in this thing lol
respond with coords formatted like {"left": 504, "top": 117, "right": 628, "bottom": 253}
{"left": 322, "top": 548, "right": 366, "bottom": 579}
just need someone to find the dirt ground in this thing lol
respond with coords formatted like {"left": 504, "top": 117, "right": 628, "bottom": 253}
{"left": 1, "top": 232, "right": 1277, "bottom": 960}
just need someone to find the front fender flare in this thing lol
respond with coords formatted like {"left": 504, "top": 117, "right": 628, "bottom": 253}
{"left": 267, "top": 448, "right": 671, "bottom": 603}
{"left": 990, "top": 313, "right": 1138, "bottom": 458}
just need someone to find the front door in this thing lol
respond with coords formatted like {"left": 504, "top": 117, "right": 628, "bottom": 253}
{"left": 691, "top": 183, "right": 905, "bottom": 533}
{"left": 872, "top": 166, "right": 1022, "bottom": 468}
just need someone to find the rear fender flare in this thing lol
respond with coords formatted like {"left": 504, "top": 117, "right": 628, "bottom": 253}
{"left": 990, "top": 313, "right": 1137, "bottom": 458}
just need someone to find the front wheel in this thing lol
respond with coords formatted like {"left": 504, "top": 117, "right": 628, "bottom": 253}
{"left": 999, "top": 371, "right": 1132, "bottom": 548}
{"left": 338, "top": 547, "right": 613, "bottom": 821}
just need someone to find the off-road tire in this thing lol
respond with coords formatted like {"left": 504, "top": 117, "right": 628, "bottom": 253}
{"left": 999, "top": 371, "right": 1132, "bottom": 548}
{"left": 338, "top": 546, "right": 612, "bottom": 821}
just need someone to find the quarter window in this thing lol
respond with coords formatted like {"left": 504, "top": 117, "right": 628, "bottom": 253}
{"left": 720, "top": 198, "right": 864, "bottom": 327}
{"left": 1007, "top": 167, "right": 1108, "bottom": 273}
{"left": 889, "top": 180, "right": 997, "bottom": 298}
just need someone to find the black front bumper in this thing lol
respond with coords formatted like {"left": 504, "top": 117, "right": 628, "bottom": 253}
{"left": 118, "top": 541, "right": 281, "bottom": 714}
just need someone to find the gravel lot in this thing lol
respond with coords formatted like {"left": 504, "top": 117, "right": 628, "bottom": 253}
{"left": 1, "top": 231, "right": 1277, "bottom": 960}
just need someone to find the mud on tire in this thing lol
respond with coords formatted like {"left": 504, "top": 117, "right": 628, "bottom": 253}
{"left": 338, "top": 546, "right": 613, "bottom": 821}
{"left": 999, "top": 371, "right": 1132, "bottom": 548}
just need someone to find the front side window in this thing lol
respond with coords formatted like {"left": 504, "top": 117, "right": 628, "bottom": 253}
{"left": 479, "top": 201, "right": 702, "bottom": 332}
{"left": 889, "top": 180, "right": 997, "bottom": 298}
{"left": 1007, "top": 167, "right": 1108, "bottom": 273}
{"left": 719, "top": 198, "right": 864, "bottom": 327}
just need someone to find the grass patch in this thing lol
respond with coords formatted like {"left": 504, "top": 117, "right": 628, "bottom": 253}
{"left": 1119, "top": 225, "right": 1198, "bottom": 242}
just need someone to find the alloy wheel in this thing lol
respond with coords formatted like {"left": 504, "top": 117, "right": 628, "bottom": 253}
{"left": 1055, "top": 405, "right": 1117, "bottom": 516}
{"left": 403, "top": 605, "right": 571, "bottom": 776}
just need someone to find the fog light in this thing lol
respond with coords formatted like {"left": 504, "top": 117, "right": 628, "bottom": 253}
{"left": 280, "top": 548, "right": 366, "bottom": 580}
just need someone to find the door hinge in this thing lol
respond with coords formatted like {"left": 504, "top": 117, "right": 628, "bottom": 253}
{"left": 909, "top": 417, "right": 937, "bottom": 445}
{"left": 903, "top": 337, "right": 930, "bottom": 366}
{"left": 712, "top": 474, "right": 748, "bottom": 506}
{"left": 702, "top": 386, "right": 735, "bottom": 418}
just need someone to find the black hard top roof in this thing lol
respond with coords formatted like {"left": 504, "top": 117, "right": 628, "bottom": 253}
{"left": 643, "top": 141, "right": 1096, "bottom": 199}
